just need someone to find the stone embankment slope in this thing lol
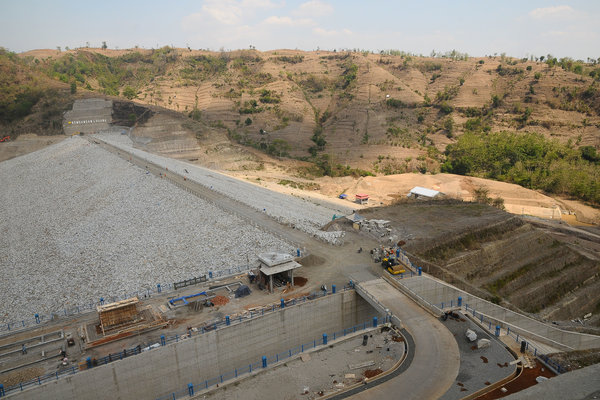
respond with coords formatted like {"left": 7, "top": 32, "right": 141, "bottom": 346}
{"left": 0, "top": 136, "right": 294, "bottom": 323}
{"left": 96, "top": 132, "right": 352, "bottom": 244}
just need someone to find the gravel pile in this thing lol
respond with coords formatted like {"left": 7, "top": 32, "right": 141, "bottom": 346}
{"left": 97, "top": 132, "right": 352, "bottom": 245}
{"left": 0, "top": 137, "right": 293, "bottom": 324}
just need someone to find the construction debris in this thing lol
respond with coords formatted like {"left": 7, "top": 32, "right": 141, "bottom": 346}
{"left": 212, "top": 295, "right": 229, "bottom": 306}
{"left": 349, "top": 360, "right": 375, "bottom": 370}
{"left": 466, "top": 329, "right": 477, "bottom": 342}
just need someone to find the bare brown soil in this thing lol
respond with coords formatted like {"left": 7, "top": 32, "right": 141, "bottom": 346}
{"left": 348, "top": 200, "right": 600, "bottom": 325}
{"left": 293, "top": 276, "right": 308, "bottom": 287}
{"left": 363, "top": 368, "right": 383, "bottom": 378}
{"left": 476, "top": 363, "right": 556, "bottom": 399}
{"left": 212, "top": 295, "right": 229, "bottom": 306}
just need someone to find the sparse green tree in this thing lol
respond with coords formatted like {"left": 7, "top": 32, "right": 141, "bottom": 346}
{"left": 122, "top": 86, "right": 137, "bottom": 99}
{"left": 491, "top": 94, "right": 502, "bottom": 108}
{"left": 102, "top": 41, "right": 107, "bottom": 50}
{"left": 473, "top": 186, "right": 491, "bottom": 204}
{"left": 492, "top": 197, "right": 505, "bottom": 210}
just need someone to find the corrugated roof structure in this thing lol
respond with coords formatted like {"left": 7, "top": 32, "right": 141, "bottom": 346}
{"left": 408, "top": 186, "right": 443, "bottom": 198}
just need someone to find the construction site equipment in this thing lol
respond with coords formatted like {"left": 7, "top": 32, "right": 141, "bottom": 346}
{"left": 97, "top": 298, "right": 139, "bottom": 336}
{"left": 381, "top": 257, "right": 398, "bottom": 268}
{"left": 386, "top": 265, "right": 406, "bottom": 275}
{"left": 168, "top": 291, "right": 213, "bottom": 308}
{"left": 234, "top": 285, "right": 251, "bottom": 298}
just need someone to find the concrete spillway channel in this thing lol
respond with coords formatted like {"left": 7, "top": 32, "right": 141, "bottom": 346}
{"left": 4, "top": 290, "right": 386, "bottom": 400}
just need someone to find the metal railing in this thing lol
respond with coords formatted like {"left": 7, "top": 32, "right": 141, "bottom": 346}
{"left": 155, "top": 316, "right": 388, "bottom": 400}
{"left": 439, "top": 301, "right": 566, "bottom": 374}
{"left": 0, "top": 285, "right": 356, "bottom": 397}
{"left": 0, "top": 263, "right": 259, "bottom": 335}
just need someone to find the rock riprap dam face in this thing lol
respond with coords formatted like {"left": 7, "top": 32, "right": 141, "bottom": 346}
{"left": 0, "top": 136, "right": 294, "bottom": 324}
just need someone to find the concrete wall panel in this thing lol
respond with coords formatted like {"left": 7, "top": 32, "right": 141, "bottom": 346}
{"left": 8, "top": 291, "right": 380, "bottom": 400}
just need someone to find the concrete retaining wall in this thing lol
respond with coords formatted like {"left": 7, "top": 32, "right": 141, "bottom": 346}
{"left": 63, "top": 99, "right": 112, "bottom": 135}
{"left": 8, "top": 291, "right": 380, "bottom": 400}
{"left": 397, "top": 276, "right": 600, "bottom": 351}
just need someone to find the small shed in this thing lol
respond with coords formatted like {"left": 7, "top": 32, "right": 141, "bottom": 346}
{"left": 407, "top": 186, "right": 443, "bottom": 200}
{"left": 258, "top": 252, "right": 302, "bottom": 293}
{"left": 97, "top": 297, "right": 139, "bottom": 335}
{"left": 355, "top": 193, "right": 369, "bottom": 205}
{"left": 346, "top": 213, "right": 365, "bottom": 230}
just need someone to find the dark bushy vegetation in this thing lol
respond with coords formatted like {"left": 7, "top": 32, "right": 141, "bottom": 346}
{"left": 308, "top": 153, "right": 374, "bottom": 178}
{"left": 258, "top": 89, "right": 280, "bottom": 104}
{"left": 442, "top": 131, "right": 600, "bottom": 204}
{"left": 386, "top": 98, "right": 404, "bottom": 108}
{"left": 275, "top": 55, "right": 304, "bottom": 64}
{"left": 44, "top": 48, "right": 179, "bottom": 96}
{"left": 0, "top": 48, "right": 72, "bottom": 130}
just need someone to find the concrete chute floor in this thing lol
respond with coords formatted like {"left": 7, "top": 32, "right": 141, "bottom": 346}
{"left": 348, "top": 279, "right": 460, "bottom": 400}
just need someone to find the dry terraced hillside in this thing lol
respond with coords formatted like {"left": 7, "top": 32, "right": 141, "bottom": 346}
{"left": 9, "top": 46, "right": 599, "bottom": 205}
{"left": 14, "top": 47, "right": 600, "bottom": 168}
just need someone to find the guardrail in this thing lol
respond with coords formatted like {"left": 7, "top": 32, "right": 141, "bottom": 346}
{"left": 0, "top": 284, "right": 357, "bottom": 398}
{"left": 0, "top": 263, "right": 257, "bottom": 335}
{"left": 443, "top": 301, "right": 565, "bottom": 374}
{"left": 155, "top": 316, "right": 388, "bottom": 400}
{"left": 387, "top": 274, "right": 568, "bottom": 374}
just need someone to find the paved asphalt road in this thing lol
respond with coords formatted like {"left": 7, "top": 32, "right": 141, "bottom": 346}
{"left": 350, "top": 279, "right": 460, "bottom": 400}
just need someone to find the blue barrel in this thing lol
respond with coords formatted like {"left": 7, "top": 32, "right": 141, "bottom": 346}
{"left": 495, "top": 325, "right": 501, "bottom": 336}
{"left": 323, "top": 333, "right": 328, "bottom": 345}
{"left": 373, "top": 316, "right": 378, "bottom": 328}
{"left": 458, "top": 296, "right": 462, "bottom": 307}
{"left": 262, "top": 356, "right": 267, "bottom": 368}
{"left": 280, "top": 299, "right": 285, "bottom": 309}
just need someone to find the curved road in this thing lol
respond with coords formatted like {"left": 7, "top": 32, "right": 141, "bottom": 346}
{"left": 350, "top": 279, "right": 460, "bottom": 400}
